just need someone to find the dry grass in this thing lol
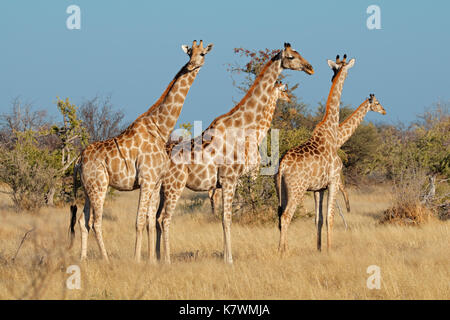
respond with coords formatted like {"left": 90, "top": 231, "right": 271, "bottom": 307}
{"left": 0, "top": 185, "right": 449, "bottom": 299}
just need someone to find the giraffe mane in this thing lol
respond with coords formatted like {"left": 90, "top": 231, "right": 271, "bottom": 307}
{"left": 205, "top": 52, "right": 281, "bottom": 131}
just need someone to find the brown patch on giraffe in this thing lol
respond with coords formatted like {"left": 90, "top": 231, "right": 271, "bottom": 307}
{"left": 165, "top": 117, "right": 176, "bottom": 129}
{"left": 179, "top": 87, "right": 189, "bottom": 96}
{"left": 124, "top": 139, "right": 132, "bottom": 149}
{"left": 244, "top": 112, "right": 254, "bottom": 123}
{"left": 174, "top": 93, "right": 184, "bottom": 104}
{"left": 223, "top": 118, "right": 233, "bottom": 127}
{"left": 111, "top": 158, "right": 120, "bottom": 172}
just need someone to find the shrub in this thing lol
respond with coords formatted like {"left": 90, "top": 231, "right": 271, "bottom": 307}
{"left": 0, "top": 131, "right": 58, "bottom": 212}
{"left": 380, "top": 168, "right": 433, "bottom": 225}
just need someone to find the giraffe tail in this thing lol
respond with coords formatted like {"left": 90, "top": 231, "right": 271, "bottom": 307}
{"left": 276, "top": 164, "right": 285, "bottom": 231}
{"left": 68, "top": 156, "right": 81, "bottom": 249}
{"left": 340, "top": 186, "right": 350, "bottom": 213}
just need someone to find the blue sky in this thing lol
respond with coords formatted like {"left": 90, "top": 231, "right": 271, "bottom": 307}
{"left": 0, "top": 0, "right": 449, "bottom": 128}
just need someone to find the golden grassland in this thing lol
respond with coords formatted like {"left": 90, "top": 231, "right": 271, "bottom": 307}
{"left": 0, "top": 185, "right": 448, "bottom": 300}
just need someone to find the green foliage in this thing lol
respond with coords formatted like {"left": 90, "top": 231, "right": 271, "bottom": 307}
{"left": 413, "top": 107, "right": 450, "bottom": 178}
{"left": 0, "top": 97, "right": 90, "bottom": 209}
{"left": 341, "top": 122, "right": 382, "bottom": 178}
{"left": 0, "top": 130, "right": 58, "bottom": 211}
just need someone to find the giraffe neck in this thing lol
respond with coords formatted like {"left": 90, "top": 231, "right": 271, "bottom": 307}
{"left": 135, "top": 64, "right": 200, "bottom": 141}
{"left": 256, "top": 89, "right": 279, "bottom": 144}
{"left": 207, "top": 55, "right": 282, "bottom": 131}
{"left": 337, "top": 99, "right": 370, "bottom": 147}
{"left": 313, "top": 67, "right": 348, "bottom": 142}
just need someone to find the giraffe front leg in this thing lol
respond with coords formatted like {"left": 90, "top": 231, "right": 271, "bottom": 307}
{"left": 221, "top": 180, "right": 237, "bottom": 264}
{"left": 135, "top": 180, "right": 154, "bottom": 263}
{"left": 278, "top": 199, "right": 299, "bottom": 255}
{"left": 158, "top": 185, "right": 183, "bottom": 264}
{"left": 209, "top": 188, "right": 222, "bottom": 216}
{"left": 146, "top": 182, "right": 161, "bottom": 264}
{"left": 278, "top": 185, "right": 303, "bottom": 255}
{"left": 91, "top": 190, "right": 109, "bottom": 262}
{"left": 326, "top": 182, "right": 338, "bottom": 251}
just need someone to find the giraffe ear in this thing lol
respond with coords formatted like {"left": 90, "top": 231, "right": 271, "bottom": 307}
{"left": 205, "top": 43, "right": 214, "bottom": 53}
{"left": 346, "top": 58, "right": 356, "bottom": 69}
{"left": 181, "top": 45, "right": 190, "bottom": 54}
{"left": 327, "top": 59, "right": 339, "bottom": 70}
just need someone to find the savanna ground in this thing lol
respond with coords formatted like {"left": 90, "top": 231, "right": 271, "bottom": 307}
{"left": 0, "top": 184, "right": 448, "bottom": 300}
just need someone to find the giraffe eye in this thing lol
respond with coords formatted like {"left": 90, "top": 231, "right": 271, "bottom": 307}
{"left": 200, "top": 53, "right": 205, "bottom": 56}
{"left": 287, "top": 56, "right": 294, "bottom": 60}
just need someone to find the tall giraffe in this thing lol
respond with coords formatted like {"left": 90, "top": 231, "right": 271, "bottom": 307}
{"left": 69, "top": 40, "right": 213, "bottom": 262}
{"left": 208, "top": 82, "right": 291, "bottom": 216}
{"left": 276, "top": 54, "right": 355, "bottom": 253}
{"left": 156, "top": 43, "right": 314, "bottom": 264}
{"left": 313, "top": 93, "right": 386, "bottom": 227}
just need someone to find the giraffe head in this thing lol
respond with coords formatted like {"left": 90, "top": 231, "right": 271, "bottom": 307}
{"left": 368, "top": 93, "right": 386, "bottom": 115}
{"left": 181, "top": 40, "right": 214, "bottom": 71}
{"left": 281, "top": 43, "right": 314, "bottom": 75}
{"left": 327, "top": 54, "right": 356, "bottom": 81}
{"left": 274, "top": 83, "right": 291, "bottom": 103}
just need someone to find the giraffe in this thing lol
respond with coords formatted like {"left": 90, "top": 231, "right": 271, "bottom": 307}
{"left": 276, "top": 54, "right": 355, "bottom": 253}
{"left": 155, "top": 43, "right": 314, "bottom": 264}
{"left": 314, "top": 93, "right": 386, "bottom": 227}
{"left": 208, "top": 82, "right": 291, "bottom": 216}
{"left": 69, "top": 40, "right": 213, "bottom": 262}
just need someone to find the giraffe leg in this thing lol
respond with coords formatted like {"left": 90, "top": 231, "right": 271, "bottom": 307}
{"left": 158, "top": 185, "right": 184, "bottom": 264}
{"left": 221, "top": 180, "right": 237, "bottom": 264}
{"left": 146, "top": 181, "right": 161, "bottom": 264}
{"left": 316, "top": 190, "right": 325, "bottom": 251}
{"left": 209, "top": 188, "right": 222, "bottom": 216}
{"left": 314, "top": 191, "right": 320, "bottom": 226}
{"left": 208, "top": 189, "right": 215, "bottom": 215}
{"left": 278, "top": 193, "right": 301, "bottom": 255}
{"left": 79, "top": 194, "right": 91, "bottom": 261}
{"left": 90, "top": 190, "right": 109, "bottom": 261}
{"left": 326, "top": 182, "right": 338, "bottom": 251}
{"left": 155, "top": 187, "right": 164, "bottom": 261}
{"left": 135, "top": 181, "right": 154, "bottom": 263}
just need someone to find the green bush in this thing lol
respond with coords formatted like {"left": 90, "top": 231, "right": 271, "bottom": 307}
{"left": 0, "top": 131, "right": 58, "bottom": 211}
